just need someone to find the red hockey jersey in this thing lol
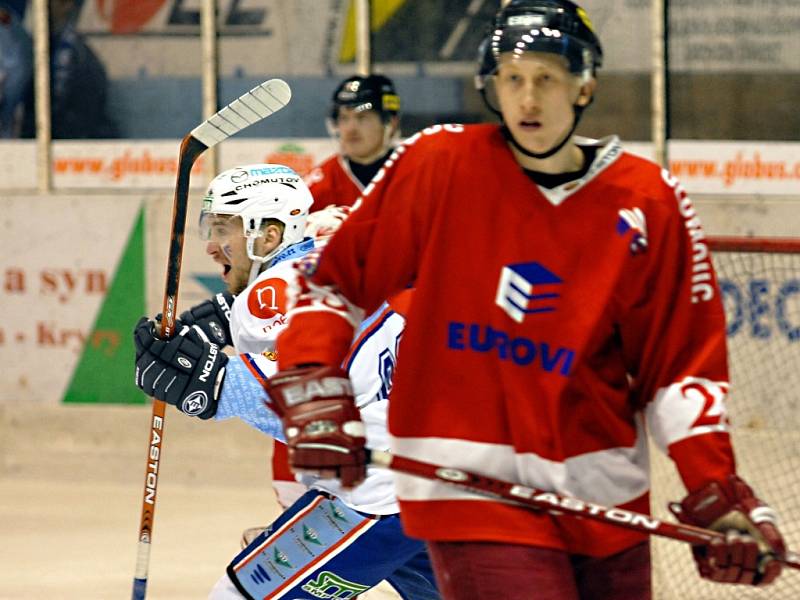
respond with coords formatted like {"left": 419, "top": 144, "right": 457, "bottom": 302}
{"left": 278, "top": 123, "right": 736, "bottom": 556}
{"left": 305, "top": 154, "right": 364, "bottom": 210}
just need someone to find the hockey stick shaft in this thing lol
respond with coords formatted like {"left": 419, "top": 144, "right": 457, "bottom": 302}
{"left": 131, "top": 136, "right": 206, "bottom": 600}
{"left": 368, "top": 450, "right": 800, "bottom": 570}
{"left": 131, "top": 79, "right": 292, "bottom": 600}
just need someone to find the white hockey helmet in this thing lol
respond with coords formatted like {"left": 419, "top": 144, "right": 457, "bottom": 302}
{"left": 200, "top": 163, "right": 314, "bottom": 279}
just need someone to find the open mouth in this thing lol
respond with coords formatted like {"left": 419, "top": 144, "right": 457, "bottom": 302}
{"left": 222, "top": 264, "right": 232, "bottom": 279}
{"left": 520, "top": 120, "right": 542, "bottom": 130}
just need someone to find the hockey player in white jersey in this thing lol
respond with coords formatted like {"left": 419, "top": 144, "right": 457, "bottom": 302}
{"left": 132, "top": 163, "right": 438, "bottom": 599}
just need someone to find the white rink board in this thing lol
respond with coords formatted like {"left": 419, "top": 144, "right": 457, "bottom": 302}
{"left": 0, "top": 194, "right": 142, "bottom": 404}
{"left": 1, "top": 166, "right": 799, "bottom": 407}
{"left": 1, "top": 139, "right": 799, "bottom": 195}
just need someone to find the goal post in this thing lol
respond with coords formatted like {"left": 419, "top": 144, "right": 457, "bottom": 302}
{"left": 651, "top": 236, "right": 800, "bottom": 599}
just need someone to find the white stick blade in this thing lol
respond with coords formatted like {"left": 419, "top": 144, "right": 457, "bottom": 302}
{"left": 190, "top": 79, "right": 292, "bottom": 148}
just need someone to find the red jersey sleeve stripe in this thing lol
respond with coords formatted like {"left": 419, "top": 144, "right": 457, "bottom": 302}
{"left": 240, "top": 353, "right": 270, "bottom": 387}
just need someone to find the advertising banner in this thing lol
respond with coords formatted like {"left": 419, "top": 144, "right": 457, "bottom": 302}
{"left": 2, "top": 139, "right": 796, "bottom": 195}
{"left": 0, "top": 139, "right": 338, "bottom": 191}
{"left": 0, "top": 195, "right": 145, "bottom": 404}
{"left": 0, "top": 177, "right": 797, "bottom": 406}
{"left": 667, "top": 141, "right": 800, "bottom": 196}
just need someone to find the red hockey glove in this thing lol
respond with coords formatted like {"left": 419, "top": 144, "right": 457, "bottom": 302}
{"left": 670, "top": 475, "right": 785, "bottom": 586}
{"left": 264, "top": 365, "right": 367, "bottom": 488}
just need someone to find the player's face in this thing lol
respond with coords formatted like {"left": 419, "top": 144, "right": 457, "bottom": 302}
{"left": 204, "top": 215, "right": 249, "bottom": 294}
{"left": 334, "top": 107, "right": 387, "bottom": 164}
{"left": 204, "top": 215, "right": 276, "bottom": 295}
{"left": 495, "top": 52, "right": 593, "bottom": 165}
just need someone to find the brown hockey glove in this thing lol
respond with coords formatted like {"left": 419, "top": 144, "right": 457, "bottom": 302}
{"left": 264, "top": 365, "right": 367, "bottom": 488}
{"left": 670, "top": 475, "right": 785, "bottom": 586}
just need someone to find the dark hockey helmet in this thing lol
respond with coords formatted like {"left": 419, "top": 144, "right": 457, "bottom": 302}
{"left": 475, "top": 0, "right": 603, "bottom": 92}
{"left": 330, "top": 74, "right": 400, "bottom": 123}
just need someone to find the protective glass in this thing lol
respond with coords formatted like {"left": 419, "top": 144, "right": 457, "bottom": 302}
{"left": 198, "top": 212, "right": 241, "bottom": 244}
{"left": 479, "top": 24, "right": 585, "bottom": 116}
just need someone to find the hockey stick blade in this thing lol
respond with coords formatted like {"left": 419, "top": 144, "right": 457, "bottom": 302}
{"left": 369, "top": 449, "right": 800, "bottom": 571}
{"left": 190, "top": 78, "right": 291, "bottom": 149}
{"left": 131, "top": 79, "right": 291, "bottom": 600}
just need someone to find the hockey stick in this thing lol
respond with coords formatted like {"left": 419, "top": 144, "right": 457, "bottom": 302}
{"left": 369, "top": 450, "right": 800, "bottom": 571}
{"left": 131, "top": 79, "right": 292, "bottom": 600}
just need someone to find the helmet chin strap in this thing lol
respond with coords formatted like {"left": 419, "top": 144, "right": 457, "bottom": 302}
{"left": 245, "top": 235, "right": 285, "bottom": 285}
{"left": 479, "top": 76, "right": 594, "bottom": 161}
{"left": 382, "top": 120, "right": 398, "bottom": 150}
{"left": 501, "top": 103, "right": 587, "bottom": 160}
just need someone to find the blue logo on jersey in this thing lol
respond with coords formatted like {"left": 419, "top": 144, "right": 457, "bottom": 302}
{"left": 271, "top": 237, "right": 314, "bottom": 267}
{"left": 495, "top": 262, "right": 562, "bottom": 323}
{"left": 616, "top": 207, "right": 648, "bottom": 255}
{"left": 448, "top": 322, "right": 575, "bottom": 376}
{"left": 249, "top": 165, "right": 296, "bottom": 176}
{"left": 250, "top": 563, "right": 272, "bottom": 584}
{"left": 376, "top": 347, "right": 396, "bottom": 402}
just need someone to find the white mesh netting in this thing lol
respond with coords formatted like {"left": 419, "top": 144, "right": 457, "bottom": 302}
{"left": 651, "top": 238, "right": 800, "bottom": 599}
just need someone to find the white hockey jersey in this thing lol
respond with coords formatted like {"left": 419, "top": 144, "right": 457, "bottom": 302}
{"left": 227, "top": 240, "right": 403, "bottom": 515}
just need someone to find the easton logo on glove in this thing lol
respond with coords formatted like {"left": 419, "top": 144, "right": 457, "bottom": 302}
{"left": 199, "top": 343, "right": 221, "bottom": 383}
{"left": 214, "top": 291, "right": 233, "bottom": 321}
{"left": 282, "top": 377, "right": 354, "bottom": 407}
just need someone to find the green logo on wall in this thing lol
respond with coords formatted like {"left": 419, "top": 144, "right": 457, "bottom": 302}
{"left": 63, "top": 205, "right": 146, "bottom": 404}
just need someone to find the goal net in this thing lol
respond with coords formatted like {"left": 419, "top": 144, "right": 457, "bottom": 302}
{"left": 650, "top": 237, "right": 800, "bottom": 599}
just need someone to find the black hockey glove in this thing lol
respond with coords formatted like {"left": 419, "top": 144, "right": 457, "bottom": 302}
{"left": 133, "top": 317, "right": 227, "bottom": 419}
{"left": 177, "top": 291, "right": 234, "bottom": 347}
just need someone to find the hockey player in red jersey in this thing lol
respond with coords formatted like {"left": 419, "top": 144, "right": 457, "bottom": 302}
{"left": 269, "top": 73, "right": 402, "bottom": 514}
{"left": 304, "top": 73, "right": 401, "bottom": 209}
{"left": 267, "top": 1, "right": 787, "bottom": 599}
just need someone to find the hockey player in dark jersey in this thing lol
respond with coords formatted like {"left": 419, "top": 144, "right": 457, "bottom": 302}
{"left": 264, "top": 1, "right": 788, "bottom": 599}
{"left": 304, "top": 73, "right": 401, "bottom": 209}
